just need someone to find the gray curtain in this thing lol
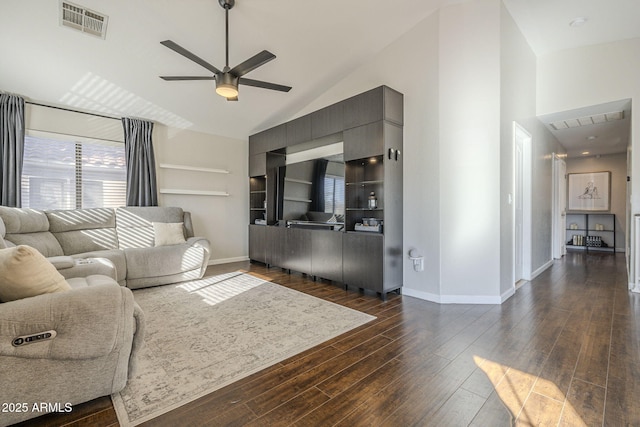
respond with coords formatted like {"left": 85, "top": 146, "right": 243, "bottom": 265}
{"left": 122, "top": 117, "right": 158, "bottom": 206}
{"left": 0, "top": 94, "right": 25, "bottom": 207}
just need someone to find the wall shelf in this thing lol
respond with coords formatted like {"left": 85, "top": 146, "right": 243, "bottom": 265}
{"left": 284, "top": 178, "right": 312, "bottom": 185}
{"left": 159, "top": 163, "right": 230, "bottom": 174}
{"left": 159, "top": 189, "right": 230, "bottom": 196}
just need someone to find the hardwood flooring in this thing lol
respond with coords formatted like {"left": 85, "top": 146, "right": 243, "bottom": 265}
{"left": 16, "top": 251, "right": 640, "bottom": 426}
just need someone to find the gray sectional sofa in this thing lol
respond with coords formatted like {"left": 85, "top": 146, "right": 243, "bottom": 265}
{"left": 0, "top": 206, "right": 211, "bottom": 288}
{"left": 0, "top": 205, "right": 211, "bottom": 425}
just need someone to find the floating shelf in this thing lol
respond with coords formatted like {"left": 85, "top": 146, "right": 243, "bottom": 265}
{"left": 160, "top": 189, "right": 230, "bottom": 196}
{"left": 283, "top": 196, "right": 312, "bottom": 203}
{"left": 284, "top": 178, "right": 313, "bottom": 185}
{"left": 159, "top": 163, "right": 230, "bottom": 174}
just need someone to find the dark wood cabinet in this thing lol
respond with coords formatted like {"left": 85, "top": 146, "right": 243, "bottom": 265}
{"left": 249, "top": 123, "right": 286, "bottom": 156}
{"left": 248, "top": 225, "right": 267, "bottom": 264}
{"left": 265, "top": 225, "right": 285, "bottom": 267}
{"left": 344, "top": 121, "right": 384, "bottom": 161}
{"left": 249, "top": 153, "right": 267, "bottom": 177}
{"left": 286, "top": 114, "right": 312, "bottom": 146}
{"left": 311, "top": 230, "right": 343, "bottom": 282}
{"left": 248, "top": 85, "right": 403, "bottom": 299}
{"left": 311, "top": 102, "right": 344, "bottom": 139}
{"left": 281, "top": 228, "right": 312, "bottom": 273}
{"left": 343, "top": 87, "right": 385, "bottom": 129}
{"left": 343, "top": 233, "right": 384, "bottom": 292}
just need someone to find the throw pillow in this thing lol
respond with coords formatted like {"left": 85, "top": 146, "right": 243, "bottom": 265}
{"left": 153, "top": 222, "right": 186, "bottom": 246}
{"left": 0, "top": 245, "right": 71, "bottom": 302}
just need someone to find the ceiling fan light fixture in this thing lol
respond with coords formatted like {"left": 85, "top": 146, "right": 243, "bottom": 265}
{"left": 215, "top": 73, "right": 239, "bottom": 98}
{"left": 216, "top": 83, "right": 238, "bottom": 98}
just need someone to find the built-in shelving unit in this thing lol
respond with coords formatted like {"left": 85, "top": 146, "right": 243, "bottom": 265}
{"left": 247, "top": 85, "right": 403, "bottom": 300}
{"left": 566, "top": 213, "right": 615, "bottom": 253}
{"left": 249, "top": 176, "right": 267, "bottom": 224}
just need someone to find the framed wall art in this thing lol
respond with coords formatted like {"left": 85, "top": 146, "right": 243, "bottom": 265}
{"left": 567, "top": 171, "right": 611, "bottom": 212}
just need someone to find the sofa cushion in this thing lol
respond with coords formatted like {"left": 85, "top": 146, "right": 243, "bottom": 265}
{"left": 3, "top": 232, "right": 64, "bottom": 257}
{"left": 116, "top": 207, "right": 185, "bottom": 249}
{"left": 46, "top": 208, "right": 116, "bottom": 232}
{"left": 124, "top": 245, "right": 205, "bottom": 280}
{"left": 0, "top": 207, "right": 64, "bottom": 257}
{"left": 153, "top": 222, "right": 186, "bottom": 246}
{"left": 0, "top": 245, "right": 71, "bottom": 302}
{"left": 66, "top": 274, "right": 119, "bottom": 289}
{"left": 0, "top": 206, "right": 49, "bottom": 234}
{"left": 46, "top": 209, "right": 118, "bottom": 255}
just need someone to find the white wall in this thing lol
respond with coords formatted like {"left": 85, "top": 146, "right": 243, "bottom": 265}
{"left": 25, "top": 104, "right": 249, "bottom": 265}
{"left": 566, "top": 153, "right": 627, "bottom": 252}
{"left": 537, "top": 37, "right": 640, "bottom": 288}
{"left": 154, "top": 125, "right": 248, "bottom": 264}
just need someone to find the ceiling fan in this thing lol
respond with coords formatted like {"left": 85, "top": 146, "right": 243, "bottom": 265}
{"left": 159, "top": 0, "right": 291, "bottom": 101}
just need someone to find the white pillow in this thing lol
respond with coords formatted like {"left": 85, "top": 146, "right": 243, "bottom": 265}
{"left": 0, "top": 245, "right": 71, "bottom": 302}
{"left": 153, "top": 222, "right": 186, "bottom": 246}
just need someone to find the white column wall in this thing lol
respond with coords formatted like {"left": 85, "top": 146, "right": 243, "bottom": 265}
{"left": 438, "top": 0, "right": 502, "bottom": 301}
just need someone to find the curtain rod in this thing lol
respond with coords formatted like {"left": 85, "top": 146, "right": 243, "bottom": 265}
{"left": 26, "top": 101, "right": 121, "bottom": 122}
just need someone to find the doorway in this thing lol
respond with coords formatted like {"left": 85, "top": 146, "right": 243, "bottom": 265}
{"left": 514, "top": 122, "right": 532, "bottom": 284}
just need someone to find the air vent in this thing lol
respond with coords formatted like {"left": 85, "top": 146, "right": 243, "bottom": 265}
{"left": 60, "top": 1, "right": 108, "bottom": 39}
{"left": 550, "top": 111, "right": 625, "bottom": 131}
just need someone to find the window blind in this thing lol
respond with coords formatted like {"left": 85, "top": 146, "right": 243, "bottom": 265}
{"left": 21, "top": 134, "right": 126, "bottom": 209}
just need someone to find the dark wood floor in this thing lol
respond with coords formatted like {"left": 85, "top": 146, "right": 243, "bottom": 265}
{"left": 17, "top": 251, "right": 640, "bottom": 426}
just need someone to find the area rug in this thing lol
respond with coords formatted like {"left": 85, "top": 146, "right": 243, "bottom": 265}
{"left": 111, "top": 272, "right": 375, "bottom": 426}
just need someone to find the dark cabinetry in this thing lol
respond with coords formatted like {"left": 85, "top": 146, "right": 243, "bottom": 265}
{"left": 343, "top": 233, "right": 383, "bottom": 291}
{"left": 311, "top": 231, "right": 343, "bottom": 282}
{"left": 286, "top": 115, "right": 312, "bottom": 146}
{"left": 247, "top": 86, "right": 403, "bottom": 299}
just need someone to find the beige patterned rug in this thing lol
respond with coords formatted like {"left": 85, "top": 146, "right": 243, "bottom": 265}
{"left": 111, "top": 272, "right": 375, "bottom": 426}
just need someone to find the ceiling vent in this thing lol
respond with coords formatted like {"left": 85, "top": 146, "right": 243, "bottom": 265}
{"left": 550, "top": 111, "right": 625, "bottom": 130}
{"left": 60, "top": 1, "right": 108, "bottom": 39}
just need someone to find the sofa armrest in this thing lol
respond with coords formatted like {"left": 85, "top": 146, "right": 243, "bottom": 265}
{"left": 0, "top": 283, "right": 136, "bottom": 360}
{"left": 187, "top": 236, "right": 210, "bottom": 253}
{"left": 128, "top": 302, "right": 146, "bottom": 378}
{"left": 56, "top": 257, "right": 118, "bottom": 282}
{"left": 47, "top": 255, "right": 75, "bottom": 270}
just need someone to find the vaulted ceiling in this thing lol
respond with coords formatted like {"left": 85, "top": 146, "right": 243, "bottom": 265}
{"left": 2, "top": 0, "right": 639, "bottom": 147}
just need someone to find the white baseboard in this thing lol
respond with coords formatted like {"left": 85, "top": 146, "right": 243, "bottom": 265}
{"left": 527, "top": 259, "right": 553, "bottom": 281}
{"left": 402, "top": 287, "right": 505, "bottom": 305}
{"left": 207, "top": 256, "right": 249, "bottom": 266}
{"left": 501, "top": 287, "right": 515, "bottom": 303}
{"left": 401, "top": 288, "right": 442, "bottom": 303}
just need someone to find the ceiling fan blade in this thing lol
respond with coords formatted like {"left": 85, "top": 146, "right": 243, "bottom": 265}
{"left": 229, "top": 50, "right": 276, "bottom": 77}
{"left": 160, "top": 40, "right": 222, "bottom": 75}
{"left": 160, "top": 76, "right": 215, "bottom": 81}
{"left": 239, "top": 77, "right": 292, "bottom": 92}
{"left": 226, "top": 96, "right": 239, "bottom": 102}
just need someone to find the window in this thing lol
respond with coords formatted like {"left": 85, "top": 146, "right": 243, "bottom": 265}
{"left": 21, "top": 134, "right": 126, "bottom": 209}
{"left": 323, "top": 174, "right": 345, "bottom": 216}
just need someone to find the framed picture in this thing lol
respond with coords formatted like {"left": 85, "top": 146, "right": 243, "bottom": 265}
{"left": 567, "top": 171, "right": 611, "bottom": 212}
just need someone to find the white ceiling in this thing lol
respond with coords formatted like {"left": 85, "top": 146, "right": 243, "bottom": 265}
{"left": 1, "top": 0, "right": 639, "bottom": 152}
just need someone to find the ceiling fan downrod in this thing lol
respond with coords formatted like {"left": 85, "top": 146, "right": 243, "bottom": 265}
{"left": 220, "top": 0, "right": 234, "bottom": 70}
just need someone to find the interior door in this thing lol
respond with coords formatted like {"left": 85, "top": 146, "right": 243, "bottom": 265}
{"left": 515, "top": 135, "right": 524, "bottom": 282}
{"left": 553, "top": 155, "right": 567, "bottom": 259}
